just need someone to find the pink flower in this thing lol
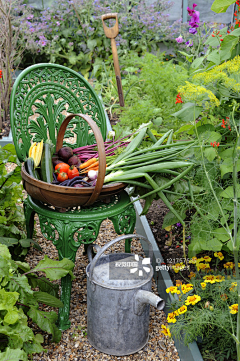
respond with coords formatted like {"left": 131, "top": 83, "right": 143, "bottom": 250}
{"left": 176, "top": 35, "right": 184, "bottom": 43}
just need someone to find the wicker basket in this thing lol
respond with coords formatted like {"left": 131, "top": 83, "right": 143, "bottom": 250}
{"left": 21, "top": 113, "right": 126, "bottom": 208}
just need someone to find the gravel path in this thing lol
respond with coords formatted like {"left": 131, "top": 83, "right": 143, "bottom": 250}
{"left": 25, "top": 216, "right": 180, "bottom": 361}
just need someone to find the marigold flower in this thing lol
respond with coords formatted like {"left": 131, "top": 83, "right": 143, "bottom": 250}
{"left": 201, "top": 282, "right": 207, "bottom": 289}
{"left": 230, "top": 282, "right": 237, "bottom": 291}
{"left": 214, "top": 275, "right": 225, "bottom": 282}
{"left": 203, "top": 275, "right": 216, "bottom": 283}
{"left": 166, "top": 286, "right": 180, "bottom": 294}
{"left": 196, "top": 262, "right": 210, "bottom": 272}
{"left": 229, "top": 304, "right": 238, "bottom": 314}
{"left": 176, "top": 280, "right": 183, "bottom": 286}
{"left": 189, "top": 272, "right": 196, "bottom": 279}
{"left": 214, "top": 252, "right": 224, "bottom": 260}
{"left": 224, "top": 262, "right": 234, "bottom": 269}
{"left": 180, "top": 283, "right": 193, "bottom": 294}
{"left": 203, "top": 256, "right": 212, "bottom": 262}
{"left": 172, "top": 262, "right": 185, "bottom": 273}
{"left": 167, "top": 312, "right": 177, "bottom": 323}
{"left": 161, "top": 324, "right": 171, "bottom": 337}
{"left": 185, "top": 294, "right": 201, "bottom": 306}
{"left": 189, "top": 257, "right": 198, "bottom": 264}
{"left": 0, "top": 70, "right": 2, "bottom": 79}
{"left": 177, "top": 305, "right": 187, "bottom": 314}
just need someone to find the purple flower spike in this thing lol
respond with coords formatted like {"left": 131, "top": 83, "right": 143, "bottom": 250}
{"left": 176, "top": 223, "right": 182, "bottom": 227}
{"left": 189, "top": 28, "right": 198, "bottom": 34}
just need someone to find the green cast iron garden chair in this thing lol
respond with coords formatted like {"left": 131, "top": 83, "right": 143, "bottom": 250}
{"left": 10, "top": 63, "right": 136, "bottom": 330}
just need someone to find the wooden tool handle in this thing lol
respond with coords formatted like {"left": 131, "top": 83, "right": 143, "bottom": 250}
{"left": 56, "top": 113, "right": 106, "bottom": 206}
{"left": 101, "top": 13, "right": 119, "bottom": 39}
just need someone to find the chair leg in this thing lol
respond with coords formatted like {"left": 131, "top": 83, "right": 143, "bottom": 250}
{"left": 23, "top": 198, "right": 35, "bottom": 239}
{"left": 109, "top": 204, "right": 136, "bottom": 253}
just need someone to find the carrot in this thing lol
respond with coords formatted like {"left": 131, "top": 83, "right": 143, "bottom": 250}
{"left": 80, "top": 158, "right": 98, "bottom": 169}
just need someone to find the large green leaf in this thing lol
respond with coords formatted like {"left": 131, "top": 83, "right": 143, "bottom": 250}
{"left": 220, "top": 159, "right": 240, "bottom": 177}
{"left": 172, "top": 102, "right": 202, "bottom": 123}
{"left": 33, "top": 291, "right": 63, "bottom": 308}
{"left": 0, "top": 347, "right": 28, "bottom": 361}
{"left": 30, "top": 255, "right": 75, "bottom": 281}
{"left": 207, "top": 49, "right": 220, "bottom": 65}
{"left": 0, "top": 237, "right": 18, "bottom": 247}
{"left": 27, "top": 275, "right": 59, "bottom": 298}
{"left": 220, "top": 184, "right": 240, "bottom": 198}
{"left": 220, "top": 36, "right": 239, "bottom": 61}
{"left": 27, "top": 308, "right": 62, "bottom": 342}
{"left": 204, "top": 147, "right": 217, "bottom": 162}
{"left": 211, "top": 0, "right": 235, "bottom": 13}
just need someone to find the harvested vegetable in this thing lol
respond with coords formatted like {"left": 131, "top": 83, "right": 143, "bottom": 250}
{"left": 57, "top": 172, "right": 68, "bottom": 182}
{"left": 68, "top": 166, "right": 79, "bottom": 179}
{"left": 28, "top": 139, "right": 44, "bottom": 168}
{"left": 55, "top": 162, "right": 70, "bottom": 173}
{"left": 58, "top": 146, "right": 73, "bottom": 162}
{"left": 40, "top": 140, "right": 55, "bottom": 183}
{"left": 68, "top": 155, "right": 81, "bottom": 167}
{"left": 80, "top": 158, "right": 98, "bottom": 169}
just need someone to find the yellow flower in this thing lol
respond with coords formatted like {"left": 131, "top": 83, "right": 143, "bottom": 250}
{"left": 175, "top": 280, "right": 183, "bottom": 287}
{"left": 203, "top": 256, "right": 212, "bottom": 263}
{"left": 180, "top": 283, "right": 193, "bottom": 294}
{"left": 172, "top": 262, "right": 185, "bottom": 273}
{"left": 166, "top": 286, "right": 181, "bottom": 294}
{"left": 174, "top": 310, "right": 179, "bottom": 317}
{"left": 229, "top": 304, "right": 238, "bottom": 314}
{"left": 167, "top": 312, "right": 177, "bottom": 323}
{"left": 189, "top": 272, "right": 196, "bottom": 279}
{"left": 178, "top": 82, "right": 220, "bottom": 109}
{"left": 214, "top": 252, "right": 224, "bottom": 261}
{"left": 161, "top": 324, "right": 171, "bottom": 337}
{"left": 177, "top": 305, "right": 187, "bottom": 315}
{"left": 189, "top": 257, "right": 198, "bottom": 264}
{"left": 224, "top": 262, "right": 234, "bottom": 269}
{"left": 214, "top": 275, "right": 225, "bottom": 282}
{"left": 203, "top": 275, "right": 216, "bottom": 284}
{"left": 230, "top": 282, "right": 237, "bottom": 292}
{"left": 201, "top": 282, "right": 207, "bottom": 289}
{"left": 185, "top": 294, "right": 201, "bottom": 306}
{"left": 196, "top": 263, "right": 210, "bottom": 272}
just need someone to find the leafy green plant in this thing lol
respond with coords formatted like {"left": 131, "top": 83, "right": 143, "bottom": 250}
{"left": 0, "top": 144, "right": 40, "bottom": 260}
{"left": 0, "top": 244, "right": 75, "bottom": 360}
{"left": 166, "top": 254, "right": 238, "bottom": 361}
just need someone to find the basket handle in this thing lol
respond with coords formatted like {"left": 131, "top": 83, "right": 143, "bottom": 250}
{"left": 56, "top": 113, "right": 106, "bottom": 206}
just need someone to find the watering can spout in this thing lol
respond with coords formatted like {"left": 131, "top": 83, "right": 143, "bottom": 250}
{"left": 134, "top": 290, "right": 165, "bottom": 316}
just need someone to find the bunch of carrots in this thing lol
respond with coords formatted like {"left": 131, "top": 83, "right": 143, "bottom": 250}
{"left": 80, "top": 158, "right": 99, "bottom": 173}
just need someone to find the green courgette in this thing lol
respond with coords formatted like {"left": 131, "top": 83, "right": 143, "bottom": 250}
{"left": 40, "top": 140, "right": 55, "bottom": 183}
{"left": 25, "top": 157, "right": 40, "bottom": 180}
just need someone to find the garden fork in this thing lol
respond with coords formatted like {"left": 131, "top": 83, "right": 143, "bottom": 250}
{"left": 102, "top": 13, "right": 124, "bottom": 107}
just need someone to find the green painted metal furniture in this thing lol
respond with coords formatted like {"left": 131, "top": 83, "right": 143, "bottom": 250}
{"left": 10, "top": 63, "right": 136, "bottom": 330}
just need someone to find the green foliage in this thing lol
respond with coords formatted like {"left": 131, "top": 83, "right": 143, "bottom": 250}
{"left": 168, "top": 257, "right": 238, "bottom": 361}
{"left": 97, "top": 52, "right": 189, "bottom": 132}
{"left": 0, "top": 244, "right": 75, "bottom": 359}
{"left": 211, "top": 0, "right": 236, "bottom": 13}
{"left": 0, "top": 144, "right": 40, "bottom": 261}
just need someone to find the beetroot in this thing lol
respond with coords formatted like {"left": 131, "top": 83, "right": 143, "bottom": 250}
{"left": 52, "top": 156, "right": 62, "bottom": 168}
{"left": 58, "top": 146, "right": 73, "bottom": 162}
{"left": 68, "top": 155, "right": 81, "bottom": 167}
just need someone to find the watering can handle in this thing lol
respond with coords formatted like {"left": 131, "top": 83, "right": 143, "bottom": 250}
{"left": 88, "top": 234, "right": 153, "bottom": 283}
{"left": 87, "top": 244, "right": 101, "bottom": 263}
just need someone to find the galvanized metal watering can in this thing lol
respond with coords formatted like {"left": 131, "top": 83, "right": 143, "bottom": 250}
{"left": 86, "top": 234, "right": 165, "bottom": 356}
